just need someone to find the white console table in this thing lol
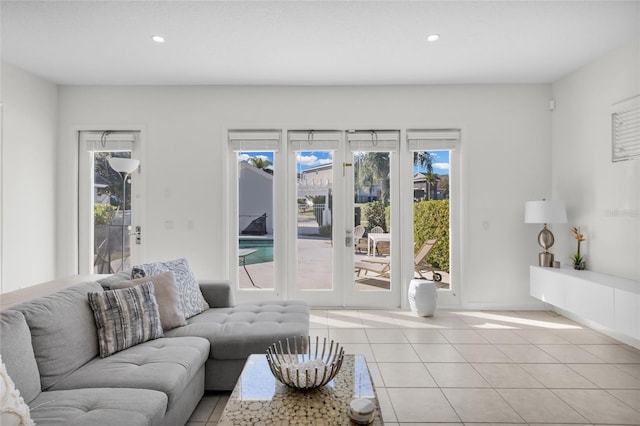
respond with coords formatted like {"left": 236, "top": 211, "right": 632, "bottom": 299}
{"left": 530, "top": 266, "right": 640, "bottom": 346}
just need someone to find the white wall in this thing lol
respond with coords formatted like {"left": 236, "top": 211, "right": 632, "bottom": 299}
{"left": 552, "top": 38, "right": 640, "bottom": 281}
{"left": 0, "top": 62, "right": 58, "bottom": 293}
{"left": 57, "top": 84, "right": 551, "bottom": 308}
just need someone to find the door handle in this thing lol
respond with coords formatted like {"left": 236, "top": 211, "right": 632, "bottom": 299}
{"left": 345, "top": 229, "right": 352, "bottom": 247}
{"left": 130, "top": 225, "right": 142, "bottom": 244}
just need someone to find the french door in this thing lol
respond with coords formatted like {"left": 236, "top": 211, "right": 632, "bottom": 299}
{"left": 230, "top": 128, "right": 459, "bottom": 308}
{"left": 286, "top": 130, "right": 401, "bottom": 307}
{"left": 78, "top": 131, "right": 143, "bottom": 274}
{"left": 343, "top": 130, "right": 401, "bottom": 307}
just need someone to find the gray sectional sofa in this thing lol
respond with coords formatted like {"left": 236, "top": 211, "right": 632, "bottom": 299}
{"left": 0, "top": 278, "right": 309, "bottom": 426}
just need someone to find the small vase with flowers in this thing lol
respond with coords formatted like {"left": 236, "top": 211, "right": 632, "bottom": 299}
{"left": 571, "top": 227, "right": 586, "bottom": 270}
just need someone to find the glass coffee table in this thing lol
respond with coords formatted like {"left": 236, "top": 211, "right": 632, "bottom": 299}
{"left": 218, "top": 354, "right": 383, "bottom": 425}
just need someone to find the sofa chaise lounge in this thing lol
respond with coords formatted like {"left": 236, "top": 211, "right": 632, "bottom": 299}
{"left": 0, "top": 274, "right": 310, "bottom": 426}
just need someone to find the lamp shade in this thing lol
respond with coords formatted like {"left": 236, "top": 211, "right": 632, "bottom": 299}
{"left": 524, "top": 200, "right": 567, "bottom": 224}
{"left": 109, "top": 157, "right": 140, "bottom": 174}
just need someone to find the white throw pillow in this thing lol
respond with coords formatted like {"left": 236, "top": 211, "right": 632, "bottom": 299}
{"left": 133, "top": 258, "right": 209, "bottom": 319}
{"left": 0, "top": 356, "right": 35, "bottom": 426}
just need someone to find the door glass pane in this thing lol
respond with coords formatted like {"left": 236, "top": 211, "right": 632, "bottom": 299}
{"left": 238, "top": 152, "right": 275, "bottom": 289}
{"left": 296, "top": 150, "right": 334, "bottom": 290}
{"left": 93, "top": 151, "right": 132, "bottom": 273}
{"left": 413, "top": 150, "right": 450, "bottom": 288}
{"left": 353, "top": 151, "right": 392, "bottom": 291}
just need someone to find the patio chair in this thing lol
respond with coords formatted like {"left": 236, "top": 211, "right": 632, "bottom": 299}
{"left": 376, "top": 241, "right": 390, "bottom": 256}
{"left": 354, "top": 257, "right": 390, "bottom": 278}
{"left": 354, "top": 238, "right": 442, "bottom": 282}
{"left": 353, "top": 225, "right": 367, "bottom": 253}
{"left": 368, "top": 226, "right": 385, "bottom": 255}
{"left": 414, "top": 239, "right": 442, "bottom": 282}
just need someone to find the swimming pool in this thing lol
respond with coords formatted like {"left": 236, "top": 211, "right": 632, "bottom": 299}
{"left": 239, "top": 238, "right": 274, "bottom": 265}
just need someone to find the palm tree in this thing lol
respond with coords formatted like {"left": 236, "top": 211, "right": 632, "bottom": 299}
{"left": 248, "top": 156, "right": 273, "bottom": 174}
{"left": 414, "top": 151, "right": 434, "bottom": 200}
{"left": 356, "top": 152, "right": 390, "bottom": 204}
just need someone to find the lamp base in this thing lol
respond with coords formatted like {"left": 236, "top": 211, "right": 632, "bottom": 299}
{"left": 539, "top": 252, "right": 554, "bottom": 267}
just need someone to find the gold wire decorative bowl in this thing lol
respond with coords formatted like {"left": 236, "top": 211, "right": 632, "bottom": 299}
{"left": 266, "top": 336, "right": 345, "bottom": 390}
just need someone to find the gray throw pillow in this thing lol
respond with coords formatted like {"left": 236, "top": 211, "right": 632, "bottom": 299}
{"left": 88, "top": 282, "right": 163, "bottom": 358}
{"left": 133, "top": 258, "right": 209, "bottom": 319}
{"left": 111, "top": 271, "right": 186, "bottom": 331}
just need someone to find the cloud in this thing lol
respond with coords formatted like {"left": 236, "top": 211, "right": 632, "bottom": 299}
{"left": 238, "top": 153, "right": 270, "bottom": 163}
{"left": 433, "top": 162, "right": 449, "bottom": 170}
{"left": 297, "top": 154, "right": 318, "bottom": 166}
{"left": 298, "top": 154, "right": 333, "bottom": 167}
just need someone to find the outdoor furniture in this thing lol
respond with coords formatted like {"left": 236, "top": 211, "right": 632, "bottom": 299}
{"left": 367, "top": 232, "right": 390, "bottom": 256}
{"left": 414, "top": 239, "right": 442, "bottom": 282}
{"left": 354, "top": 257, "right": 391, "bottom": 278}
{"left": 239, "top": 248, "right": 259, "bottom": 288}
{"left": 355, "top": 238, "right": 442, "bottom": 282}
{"left": 408, "top": 279, "right": 437, "bottom": 317}
{"left": 376, "top": 240, "right": 390, "bottom": 256}
{"left": 354, "top": 225, "right": 367, "bottom": 253}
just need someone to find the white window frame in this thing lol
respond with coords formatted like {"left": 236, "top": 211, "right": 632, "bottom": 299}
{"left": 78, "top": 130, "right": 143, "bottom": 274}
{"left": 227, "top": 129, "right": 284, "bottom": 302}
{"left": 403, "top": 129, "right": 461, "bottom": 307}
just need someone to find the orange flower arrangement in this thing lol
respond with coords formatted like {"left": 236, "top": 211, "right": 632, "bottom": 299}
{"left": 571, "top": 227, "right": 586, "bottom": 269}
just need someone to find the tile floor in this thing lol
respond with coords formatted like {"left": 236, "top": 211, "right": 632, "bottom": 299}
{"left": 187, "top": 309, "right": 640, "bottom": 425}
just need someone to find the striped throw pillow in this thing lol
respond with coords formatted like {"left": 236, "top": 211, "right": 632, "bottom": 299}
{"left": 88, "top": 282, "right": 163, "bottom": 358}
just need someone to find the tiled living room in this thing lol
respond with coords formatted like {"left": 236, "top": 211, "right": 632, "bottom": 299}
{"left": 187, "top": 309, "right": 640, "bottom": 425}
{"left": 1, "top": 1, "right": 639, "bottom": 425}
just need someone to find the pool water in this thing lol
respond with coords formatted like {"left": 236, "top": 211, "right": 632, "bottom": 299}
{"left": 239, "top": 238, "right": 274, "bottom": 265}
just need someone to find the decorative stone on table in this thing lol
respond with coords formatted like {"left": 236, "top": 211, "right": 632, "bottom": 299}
{"left": 219, "top": 354, "right": 383, "bottom": 425}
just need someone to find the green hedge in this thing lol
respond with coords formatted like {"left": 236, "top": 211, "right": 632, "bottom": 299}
{"left": 414, "top": 200, "right": 449, "bottom": 272}
{"left": 358, "top": 200, "right": 449, "bottom": 273}
{"left": 94, "top": 203, "right": 117, "bottom": 226}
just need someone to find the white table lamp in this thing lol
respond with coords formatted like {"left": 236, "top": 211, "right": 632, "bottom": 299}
{"left": 524, "top": 199, "right": 567, "bottom": 267}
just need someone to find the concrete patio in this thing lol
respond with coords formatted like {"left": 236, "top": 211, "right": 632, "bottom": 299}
{"left": 238, "top": 219, "right": 449, "bottom": 293}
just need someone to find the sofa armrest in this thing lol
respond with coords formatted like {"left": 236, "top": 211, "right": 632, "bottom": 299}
{"left": 198, "top": 280, "right": 235, "bottom": 308}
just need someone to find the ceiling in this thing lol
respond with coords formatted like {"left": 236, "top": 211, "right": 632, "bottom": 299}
{"left": 1, "top": 1, "right": 638, "bottom": 86}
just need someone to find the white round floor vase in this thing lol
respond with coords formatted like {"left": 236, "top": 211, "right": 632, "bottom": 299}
{"left": 408, "top": 279, "right": 437, "bottom": 317}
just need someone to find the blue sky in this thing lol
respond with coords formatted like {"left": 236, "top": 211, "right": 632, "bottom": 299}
{"left": 239, "top": 150, "right": 449, "bottom": 175}
{"left": 414, "top": 150, "right": 450, "bottom": 175}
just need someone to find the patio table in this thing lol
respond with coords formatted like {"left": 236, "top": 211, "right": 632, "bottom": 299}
{"left": 367, "top": 233, "right": 390, "bottom": 256}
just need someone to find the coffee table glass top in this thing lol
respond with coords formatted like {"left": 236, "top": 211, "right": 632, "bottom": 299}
{"left": 218, "top": 354, "right": 383, "bottom": 425}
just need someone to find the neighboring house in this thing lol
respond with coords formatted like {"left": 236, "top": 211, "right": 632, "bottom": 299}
{"left": 299, "top": 162, "right": 383, "bottom": 203}
{"left": 238, "top": 160, "right": 273, "bottom": 234}
{"left": 298, "top": 164, "right": 332, "bottom": 227}
{"left": 413, "top": 172, "right": 448, "bottom": 201}
{"left": 300, "top": 163, "right": 449, "bottom": 203}
{"left": 299, "top": 163, "right": 332, "bottom": 185}
{"left": 94, "top": 173, "right": 110, "bottom": 204}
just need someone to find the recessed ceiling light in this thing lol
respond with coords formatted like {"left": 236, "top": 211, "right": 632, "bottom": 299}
{"left": 427, "top": 34, "right": 440, "bottom": 42}
{"left": 151, "top": 35, "right": 165, "bottom": 43}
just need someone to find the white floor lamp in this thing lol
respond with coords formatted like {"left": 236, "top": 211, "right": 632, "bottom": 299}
{"left": 109, "top": 157, "right": 140, "bottom": 272}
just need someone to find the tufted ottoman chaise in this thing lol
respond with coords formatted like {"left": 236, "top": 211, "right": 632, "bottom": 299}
{"left": 164, "top": 280, "right": 310, "bottom": 390}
